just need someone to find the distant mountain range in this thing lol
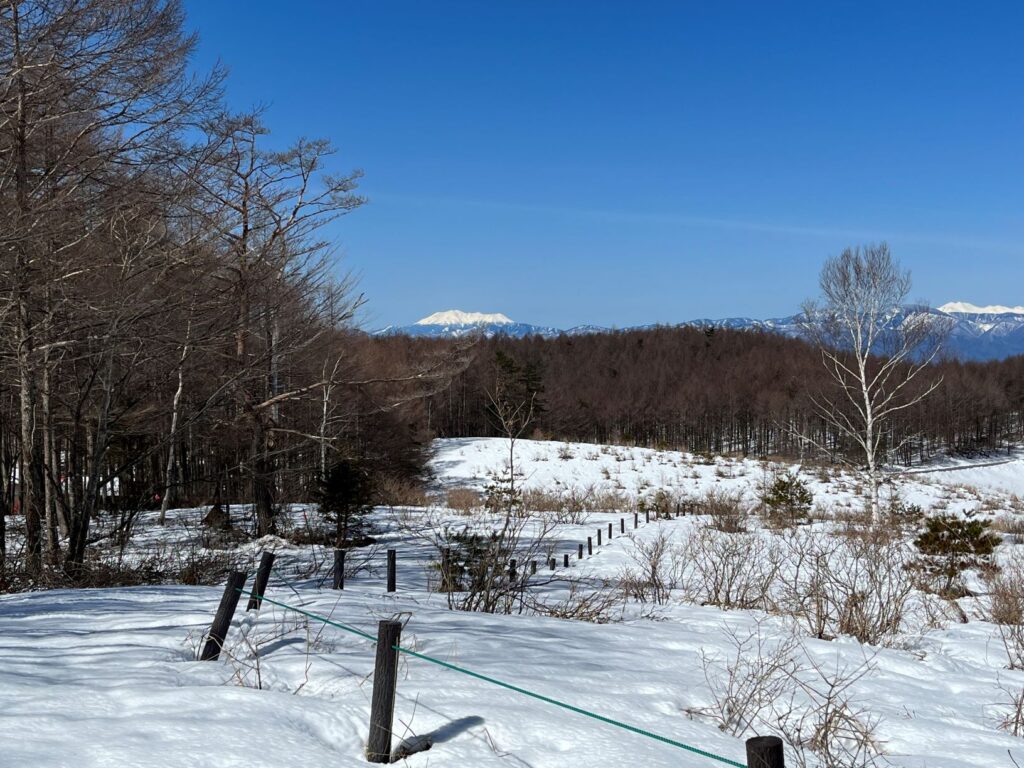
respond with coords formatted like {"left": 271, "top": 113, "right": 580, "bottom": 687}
{"left": 373, "top": 303, "right": 1024, "bottom": 361}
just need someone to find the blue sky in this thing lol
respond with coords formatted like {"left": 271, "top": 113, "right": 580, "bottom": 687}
{"left": 183, "top": 1, "right": 1024, "bottom": 328}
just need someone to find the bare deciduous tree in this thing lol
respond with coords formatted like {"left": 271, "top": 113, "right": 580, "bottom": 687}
{"left": 801, "top": 243, "right": 949, "bottom": 521}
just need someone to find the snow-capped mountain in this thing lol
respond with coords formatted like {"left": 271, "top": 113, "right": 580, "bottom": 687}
{"left": 938, "top": 301, "right": 1024, "bottom": 315}
{"left": 415, "top": 310, "right": 515, "bottom": 326}
{"left": 374, "top": 304, "right": 1024, "bottom": 361}
{"left": 375, "top": 309, "right": 562, "bottom": 339}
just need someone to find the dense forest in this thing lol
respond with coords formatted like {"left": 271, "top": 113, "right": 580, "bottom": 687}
{"left": 383, "top": 327, "right": 1024, "bottom": 464}
{"left": 0, "top": 0, "right": 457, "bottom": 579}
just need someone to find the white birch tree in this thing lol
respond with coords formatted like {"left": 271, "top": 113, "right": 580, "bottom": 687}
{"left": 801, "top": 243, "right": 949, "bottom": 521}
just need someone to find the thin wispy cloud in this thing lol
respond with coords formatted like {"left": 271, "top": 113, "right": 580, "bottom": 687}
{"left": 375, "top": 192, "right": 1024, "bottom": 255}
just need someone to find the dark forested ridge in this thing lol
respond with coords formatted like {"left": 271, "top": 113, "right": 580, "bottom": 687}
{"left": 376, "top": 326, "right": 1024, "bottom": 464}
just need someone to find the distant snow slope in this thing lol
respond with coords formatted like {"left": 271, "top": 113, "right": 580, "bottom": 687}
{"left": 429, "top": 436, "right": 1023, "bottom": 515}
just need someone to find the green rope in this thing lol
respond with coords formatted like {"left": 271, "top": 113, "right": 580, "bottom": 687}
{"left": 393, "top": 644, "right": 747, "bottom": 768}
{"left": 236, "top": 588, "right": 378, "bottom": 643}
{"left": 233, "top": 588, "right": 746, "bottom": 768}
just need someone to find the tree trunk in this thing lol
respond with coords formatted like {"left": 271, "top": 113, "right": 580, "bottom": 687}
{"left": 253, "top": 419, "right": 276, "bottom": 537}
{"left": 159, "top": 335, "right": 190, "bottom": 525}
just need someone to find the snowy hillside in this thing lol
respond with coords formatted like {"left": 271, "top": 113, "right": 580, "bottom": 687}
{"left": 5, "top": 438, "right": 1024, "bottom": 767}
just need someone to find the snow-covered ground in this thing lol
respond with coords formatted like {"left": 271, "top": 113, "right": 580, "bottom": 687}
{"left": 433, "top": 437, "right": 1024, "bottom": 517}
{"left": 4, "top": 437, "right": 1024, "bottom": 767}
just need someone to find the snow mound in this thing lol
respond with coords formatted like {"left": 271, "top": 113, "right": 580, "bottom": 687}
{"left": 415, "top": 310, "right": 514, "bottom": 326}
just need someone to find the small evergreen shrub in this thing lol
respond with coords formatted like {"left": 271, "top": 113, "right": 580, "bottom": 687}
{"left": 914, "top": 514, "right": 1000, "bottom": 595}
{"left": 761, "top": 471, "right": 813, "bottom": 527}
{"left": 317, "top": 460, "right": 376, "bottom": 547}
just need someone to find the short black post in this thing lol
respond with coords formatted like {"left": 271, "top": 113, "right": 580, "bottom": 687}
{"left": 549, "top": 557, "right": 556, "bottom": 570}
{"left": 563, "top": 553, "right": 570, "bottom": 568}
{"left": 509, "top": 558, "right": 517, "bottom": 580}
{"left": 531, "top": 560, "right": 537, "bottom": 575}
{"left": 620, "top": 517, "right": 625, "bottom": 534}
{"left": 440, "top": 548, "right": 453, "bottom": 592}
{"left": 597, "top": 529, "right": 602, "bottom": 546}
{"left": 746, "top": 735, "right": 785, "bottom": 768}
{"left": 608, "top": 522, "right": 613, "bottom": 539}
{"left": 366, "top": 620, "right": 403, "bottom": 763}
{"left": 387, "top": 549, "right": 397, "bottom": 592}
{"left": 247, "top": 551, "right": 275, "bottom": 611}
{"left": 587, "top": 536, "right": 593, "bottom": 555}
{"left": 634, "top": 512, "right": 638, "bottom": 529}
{"left": 645, "top": 510, "right": 650, "bottom": 523}
{"left": 578, "top": 543, "right": 584, "bottom": 560}
{"left": 201, "top": 570, "right": 246, "bottom": 661}
{"left": 333, "top": 548, "right": 345, "bottom": 590}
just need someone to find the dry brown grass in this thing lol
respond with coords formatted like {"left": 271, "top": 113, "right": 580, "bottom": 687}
{"left": 445, "top": 486, "right": 483, "bottom": 515}
{"left": 376, "top": 477, "right": 430, "bottom": 507}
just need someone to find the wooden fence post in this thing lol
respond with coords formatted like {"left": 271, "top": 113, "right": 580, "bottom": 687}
{"left": 441, "top": 548, "right": 454, "bottom": 592}
{"left": 366, "top": 620, "right": 403, "bottom": 763}
{"left": 201, "top": 570, "right": 246, "bottom": 661}
{"left": 745, "top": 736, "right": 785, "bottom": 768}
{"left": 387, "top": 549, "right": 396, "bottom": 592}
{"left": 578, "top": 543, "right": 584, "bottom": 559}
{"left": 587, "top": 537, "right": 593, "bottom": 556}
{"left": 645, "top": 510, "right": 650, "bottom": 523}
{"left": 531, "top": 560, "right": 537, "bottom": 574}
{"left": 246, "top": 552, "right": 275, "bottom": 611}
{"left": 549, "top": 557, "right": 556, "bottom": 570}
{"left": 620, "top": 518, "right": 625, "bottom": 534}
{"left": 333, "top": 548, "right": 345, "bottom": 590}
{"left": 634, "top": 512, "right": 638, "bottom": 529}
{"left": 608, "top": 522, "right": 613, "bottom": 539}
{"left": 509, "top": 558, "right": 517, "bottom": 580}
{"left": 563, "top": 553, "right": 570, "bottom": 568}
{"left": 597, "top": 529, "right": 602, "bottom": 546}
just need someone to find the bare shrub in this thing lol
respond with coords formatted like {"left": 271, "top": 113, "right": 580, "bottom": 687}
{"left": 692, "top": 623, "right": 884, "bottom": 768}
{"left": 682, "top": 527, "right": 780, "bottom": 610}
{"left": 221, "top": 611, "right": 334, "bottom": 692}
{"left": 694, "top": 620, "right": 801, "bottom": 736}
{"left": 526, "top": 579, "right": 623, "bottom": 624}
{"left": 639, "top": 488, "right": 684, "bottom": 520}
{"left": 992, "top": 514, "right": 1024, "bottom": 544}
{"left": 587, "top": 488, "right": 634, "bottom": 514}
{"left": 773, "top": 528, "right": 920, "bottom": 646}
{"left": 772, "top": 653, "right": 884, "bottom": 768}
{"left": 995, "top": 682, "right": 1024, "bottom": 737}
{"left": 698, "top": 488, "right": 749, "bottom": 533}
{"left": 176, "top": 549, "right": 240, "bottom": 586}
{"left": 445, "top": 487, "right": 483, "bottom": 516}
{"left": 521, "top": 486, "right": 592, "bottom": 524}
{"left": 620, "top": 530, "right": 681, "bottom": 605}
{"left": 427, "top": 511, "right": 559, "bottom": 614}
{"left": 521, "top": 488, "right": 564, "bottom": 513}
{"left": 987, "top": 555, "right": 1024, "bottom": 669}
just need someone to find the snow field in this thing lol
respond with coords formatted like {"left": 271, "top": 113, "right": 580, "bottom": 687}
{"left": 3, "top": 437, "right": 1024, "bottom": 767}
